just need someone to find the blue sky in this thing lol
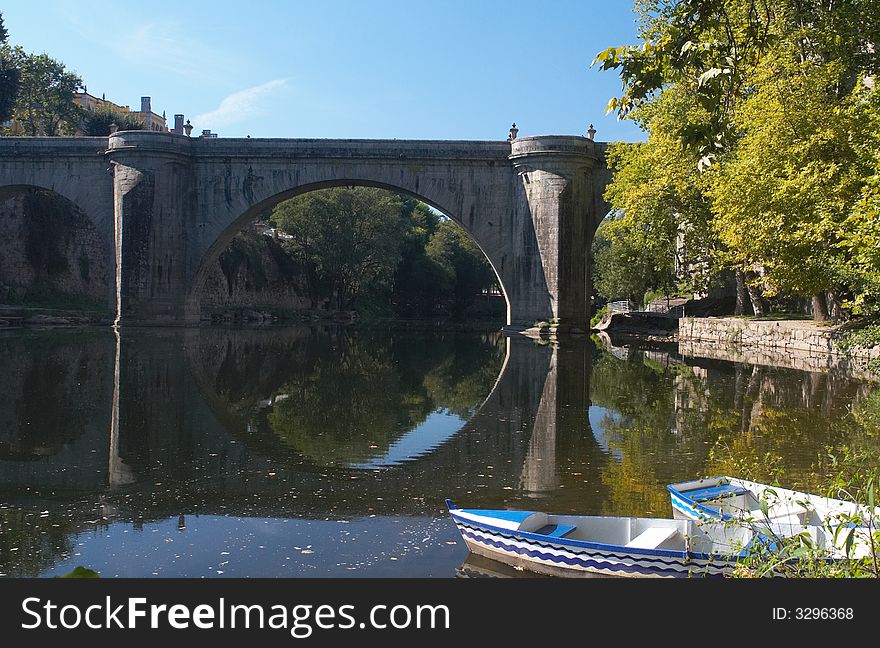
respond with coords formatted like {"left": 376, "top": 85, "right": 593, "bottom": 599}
{"left": 3, "top": 0, "right": 645, "bottom": 142}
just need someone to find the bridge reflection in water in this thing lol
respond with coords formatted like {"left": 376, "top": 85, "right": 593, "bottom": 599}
{"left": 0, "top": 326, "right": 603, "bottom": 576}
{"left": 0, "top": 326, "right": 873, "bottom": 577}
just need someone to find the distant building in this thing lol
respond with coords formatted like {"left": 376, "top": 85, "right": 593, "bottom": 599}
{"left": 199, "top": 129, "right": 218, "bottom": 139}
{"left": 8, "top": 88, "right": 200, "bottom": 137}
{"left": 73, "top": 90, "right": 130, "bottom": 114}
{"left": 134, "top": 96, "right": 167, "bottom": 132}
{"left": 73, "top": 92, "right": 169, "bottom": 133}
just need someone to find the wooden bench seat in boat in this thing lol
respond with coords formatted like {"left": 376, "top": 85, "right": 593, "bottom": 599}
{"left": 746, "top": 504, "right": 809, "bottom": 523}
{"left": 685, "top": 484, "right": 750, "bottom": 502}
{"left": 534, "top": 524, "right": 577, "bottom": 539}
{"left": 625, "top": 526, "right": 679, "bottom": 550}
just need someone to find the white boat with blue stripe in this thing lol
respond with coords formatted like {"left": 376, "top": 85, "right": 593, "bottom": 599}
{"left": 667, "top": 476, "right": 879, "bottom": 528}
{"left": 446, "top": 499, "right": 754, "bottom": 578}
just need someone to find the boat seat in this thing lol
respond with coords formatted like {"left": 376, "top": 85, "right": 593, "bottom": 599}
{"left": 625, "top": 527, "right": 679, "bottom": 549}
{"left": 746, "top": 504, "right": 808, "bottom": 522}
{"left": 767, "top": 514, "right": 807, "bottom": 529}
{"left": 772, "top": 504, "right": 809, "bottom": 518}
{"left": 534, "top": 524, "right": 577, "bottom": 539}
{"left": 685, "top": 484, "right": 750, "bottom": 502}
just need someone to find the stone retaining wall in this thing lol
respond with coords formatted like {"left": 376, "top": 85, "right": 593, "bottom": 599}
{"left": 678, "top": 317, "right": 880, "bottom": 379}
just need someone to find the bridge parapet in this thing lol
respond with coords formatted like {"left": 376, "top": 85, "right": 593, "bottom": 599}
{"left": 107, "top": 130, "right": 194, "bottom": 159}
{"left": 191, "top": 137, "right": 514, "bottom": 161}
{"left": 509, "top": 135, "right": 600, "bottom": 164}
{"left": 0, "top": 136, "right": 108, "bottom": 158}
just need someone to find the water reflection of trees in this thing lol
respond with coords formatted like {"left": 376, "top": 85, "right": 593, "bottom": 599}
{"left": 0, "top": 331, "right": 112, "bottom": 460}
{"left": 261, "top": 332, "right": 505, "bottom": 467}
{"left": 0, "top": 505, "right": 105, "bottom": 577}
{"left": 589, "top": 342, "right": 878, "bottom": 515}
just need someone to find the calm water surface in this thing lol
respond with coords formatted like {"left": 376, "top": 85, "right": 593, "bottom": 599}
{"left": 0, "top": 326, "right": 877, "bottom": 577}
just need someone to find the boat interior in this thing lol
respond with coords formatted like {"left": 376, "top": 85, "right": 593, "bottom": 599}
{"left": 676, "top": 480, "right": 825, "bottom": 526}
{"left": 519, "top": 513, "right": 752, "bottom": 554}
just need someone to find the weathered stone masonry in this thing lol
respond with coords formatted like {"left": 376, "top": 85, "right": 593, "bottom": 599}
{"left": 679, "top": 316, "right": 880, "bottom": 378}
{"left": 0, "top": 132, "right": 612, "bottom": 328}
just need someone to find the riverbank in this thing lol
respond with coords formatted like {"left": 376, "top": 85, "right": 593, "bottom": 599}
{"left": 0, "top": 305, "right": 112, "bottom": 328}
{"left": 0, "top": 303, "right": 505, "bottom": 333}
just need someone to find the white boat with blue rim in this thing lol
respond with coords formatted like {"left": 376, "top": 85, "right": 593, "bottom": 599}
{"left": 446, "top": 499, "right": 754, "bottom": 578}
{"left": 667, "top": 476, "right": 879, "bottom": 527}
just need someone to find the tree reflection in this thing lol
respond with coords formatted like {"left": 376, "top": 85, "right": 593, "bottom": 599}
{"left": 588, "top": 340, "right": 877, "bottom": 515}
{"left": 262, "top": 332, "right": 505, "bottom": 467}
{"left": 0, "top": 331, "right": 111, "bottom": 460}
{"left": 0, "top": 505, "right": 103, "bottom": 577}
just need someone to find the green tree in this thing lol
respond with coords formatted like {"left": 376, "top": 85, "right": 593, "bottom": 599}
{"left": 0, "top": 12, "right": 21, "bottom": 124}
{"left": 597, "top": 0, "right": 880, "bottom": 320}
{"left": 834, "top": 89, "right": 880, "bottom": 316}
{"left": 390, "top": 200, "right": 448, "bottom": 317}
{"left": 5, "top": 46, "right": 82, "bottom": 135}
{"left": 425, "top": 220, "right": 497, "bottom": 315}
{"left": 593, "top": 220, "right": 674, "bottom": 305}
{"left": 271, "top": 187, "right": 406, "bottom": 310}
{"left": 80, "top": 105, "right": 146, "bottom": 136}
{"left": 707, "top": 54, "right": 875, "bottom": 320}
{"left": 595, "top": 0, "right": 778, "bottom": 169}
{"left": 597, "top": 84, "right": 717, "bottom": 305}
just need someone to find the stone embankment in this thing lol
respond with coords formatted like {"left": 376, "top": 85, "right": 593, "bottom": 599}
{"left": 678, "top": 317, "right": 880, "bottom": 379}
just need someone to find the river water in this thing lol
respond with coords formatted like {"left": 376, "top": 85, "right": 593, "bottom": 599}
{"left": 0, "top": 326, "right": 876, "bottom": 577}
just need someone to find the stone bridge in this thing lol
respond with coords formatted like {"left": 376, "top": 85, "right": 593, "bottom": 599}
{"left": 0, "top": 131, "right": 612, "bottom": 328}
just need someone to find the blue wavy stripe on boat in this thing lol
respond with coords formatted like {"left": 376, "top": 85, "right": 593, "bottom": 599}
{"left": 458, "top": 527, "right": 729, "bottom": 577}
{"left": 460, "top": 528, "right": 686, "bottom": 575}
{"left": 456, "top": 525, "right": 732, "bottom": 577}
{"left": 670, "top": 493, "right": 736, "bottom": 522}
{"left": 669, "top": 491, "right": 731, "bottom": 522}
{"left": 458, "top": 522, "right": 687, "bottom": 566}
{"left": 455, "top": 520, "right": 733, "bottom": 568}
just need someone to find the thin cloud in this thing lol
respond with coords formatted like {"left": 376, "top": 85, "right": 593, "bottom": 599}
{"left": 117, "top": 22, "right": 234, "bottom": 81}
{"left": 61, "top": 9, "right": 232, "bottom": 81}
{"left": 194, "top": 80, "right": 288, "bottom": 130}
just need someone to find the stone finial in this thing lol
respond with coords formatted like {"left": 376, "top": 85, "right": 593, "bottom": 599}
{"left": 508, "top": 123, "right": 519, "bottom": 141}
{"left": 587, "top": 124, "right": 596, "bottom": 141}
{"left": 184, "top": 119, "right": 193, "bottom": 137}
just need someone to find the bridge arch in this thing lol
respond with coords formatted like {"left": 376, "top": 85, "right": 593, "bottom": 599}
{"left": 186, "top": 178, "right": 511, "bottom": 320}
{"left": 0, "top": 184, "right": 115, "bottom": 312}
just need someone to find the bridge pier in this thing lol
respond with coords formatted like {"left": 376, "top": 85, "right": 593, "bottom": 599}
{"left": 109, "top": 135, "right": 198, "bottom": 325}
{"left": 509, "top": 137, "right": 598, "bottom": 333}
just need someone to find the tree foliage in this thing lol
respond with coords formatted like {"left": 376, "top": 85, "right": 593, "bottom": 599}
{"left": 0, "top": 12, "right": 20, "bottom": 124}
{"left": 595, "top": 84, "right": 718, "bottom": 304}
{"left": 593, "top": 220, "right": 675, "bottom": 305}
{"left": 597, "top": 0, "right": 880, "bottom": 320}
{"left": 272, "top": 188, "right": 406, "bottom": 310}
{"left": 425, "top": 220, "right": 497, "bottom": 314}
{"left": 270, "top": 187, "right": 497, "bottom": 316}
{"left": 3, "top": 46, "right": 82, "bottom": 135}
{"left": 80, "top": 105, "right": 146, "bottom": 136}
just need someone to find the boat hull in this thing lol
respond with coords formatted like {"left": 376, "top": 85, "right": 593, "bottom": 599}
{"left": 452, "top": 517, "right": 736, "bottom": 578}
